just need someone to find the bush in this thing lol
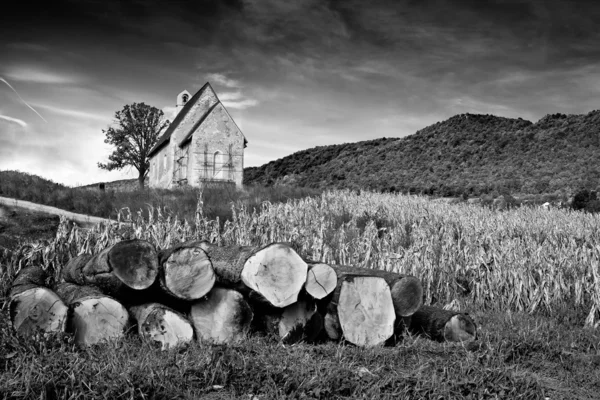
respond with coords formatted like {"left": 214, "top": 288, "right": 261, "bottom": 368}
{"left": 572, "top": 189, "right": 599, "bottom": 212}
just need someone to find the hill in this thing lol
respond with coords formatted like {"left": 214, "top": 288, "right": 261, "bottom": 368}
{"left": 78, "top": 178, "right": 140, "bottom": 192}
{"left": 243, "top": 111, "right": 600, "bottom": 196}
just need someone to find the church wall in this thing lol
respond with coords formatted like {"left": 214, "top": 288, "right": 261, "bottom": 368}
{"left": 148, "top": 84, "right": 246, "bottom": 189}
{"left": 189, "top": 104, "right": 245, "bottom": 187}
{"left": 148, "top": 142, "right": 174, "bottom": 188}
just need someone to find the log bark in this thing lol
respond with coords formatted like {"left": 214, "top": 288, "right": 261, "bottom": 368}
{"left": 333, "top": 275, "right": 396, "bottom": 347}
{"left": 9, "top": 266, "right": 69, "bottom": 336}
{"left": 198, "top": 241, "right": 308, "bottom": 308}
{"left": 406, "top": 305, "right": 477, "bottom": 342}
{"left": 189, "top": 287, "right": 253, "bottom": 344}
{"left": 129, "top": 303, "right": 194, "bottom": 350}
{"left": 305, "top": 263, "right": 337, "bottom": 300}
{"left": 260, "top": 299, "right": 323, "bottom": 344}
{"left": 54, "top": 282, "right": 130, "bottom": 345}
{"left": 10, "top": 265, "right": 51, "bottom": 297}
{"left": 194, "top": 240, "right": 257, "bottom": 287}
{"left": 158, "top": 241, "right": 215, "bottom": 300}
{"left": 61, "top": 253, "right": 93, "bottom": 286}
{"left": 62, "top": 239, "right": 159, "bottom": 296}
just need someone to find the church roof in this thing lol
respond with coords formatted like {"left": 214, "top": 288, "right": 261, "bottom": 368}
{"left": 148, "top": 82, "right": 247, "bottom": 157}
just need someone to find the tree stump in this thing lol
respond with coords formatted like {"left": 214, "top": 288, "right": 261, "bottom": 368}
{"left": 54, "top": 282, "right": 130, "bottom": 346}
{"left": 130, "top": 303, "right": 194, "bottom": 350}
{"left": 9, "top": 266, "right": 69, "bottom": 337}
{"left": 189, "top": 287, "right": 253, "bottom": 344}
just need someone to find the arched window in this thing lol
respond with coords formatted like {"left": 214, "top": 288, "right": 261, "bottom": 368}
{"left": 213, "top": 151, "right": 223, "bottom": 179}
{"left": 182, "top": 94, "right": 189, "bottom": 104}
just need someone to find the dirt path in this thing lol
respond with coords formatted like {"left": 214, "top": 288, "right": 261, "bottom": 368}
{"left": 0, "top": 196, "right": 118, "bottom": 228}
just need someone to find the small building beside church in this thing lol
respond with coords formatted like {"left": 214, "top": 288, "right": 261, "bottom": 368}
{"left": 147, "top": 82, "right": 247, "bottom": 189}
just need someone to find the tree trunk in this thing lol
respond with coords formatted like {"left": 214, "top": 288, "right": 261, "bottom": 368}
{"left": 54, "top": 282, "right": 130, "bottom": 346}
{"left": 189, "top": 287, "right": 253, "bottom": 344}
{"left": 129, "top": 303, "right": 194, "bottom": 350}
{"left": 138, "top": 172, "right": 146, "bottom": 189}
{"left": 305, "top": 263, "right": 337, "bottom": 300}
{"left": 62, "top": 239, "right": 159, "bottom": 296}
{"left": 260, "top": 299, "right": 323, "bottom": 344}
{"left": 197, "top": 241, "right": 308, "bottom": 308}
{"left": 158, "top": 241, "right": 215, "bottom": 300}
{"left": 9, "top": 266, "right": 69, "bottom": 337}
{"left": 406, "top": 305, "right": 477, "bottom": 342}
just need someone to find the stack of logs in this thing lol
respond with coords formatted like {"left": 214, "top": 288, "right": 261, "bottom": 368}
{"left": 9, "top": 239, "right": 477, "bottom": 349}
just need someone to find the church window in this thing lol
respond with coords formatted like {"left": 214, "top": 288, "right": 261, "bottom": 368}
{"left": 213, "top": 151, "right": 223, "bottom": 179}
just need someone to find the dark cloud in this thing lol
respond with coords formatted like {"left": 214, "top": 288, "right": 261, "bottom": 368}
{"left": 3, "top": 0, "right": 600, "bottom": 185}
{"left": 1, "top": 0, "right": 244, "bottom": 47}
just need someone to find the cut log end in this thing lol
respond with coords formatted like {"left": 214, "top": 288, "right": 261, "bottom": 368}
{"left": 241, "top": 243, "right": 308, "bottom": 308}
{"left": 70, "top": 296, "right": 130, "bottom": 345}
{"left": 10, "top": 287, "right": 68, "bottom": 336}
{"left": 131, "top": 303, "right": 194, "bottom": 350}
{"left": 190, "top": 287, "right": 253, "bottom": 344}
{"left": 324, "top": 311, "right": 342, "bottom": 340}
{"left": 262, "top": 300, "right": 322, "bottom": 344}
{"left": 305, "top": 263, "right": 337, "bottom": 300}
{"left": 408, "top": 305, "right": 477, "bottom": 343}
{"left": 108, "top": 239, "right": 159, "bottom": 290}
{"left": 337, "top": 276, "right": 396, "bottom": 347}
{"left": 163, "top": 245, "right": 215, "bottom": 300}
{"left": 390, "top": 276, "right": 423, "bottom": 317}
{"left": 444, "top": 314, "right": 477, "bottom": 342}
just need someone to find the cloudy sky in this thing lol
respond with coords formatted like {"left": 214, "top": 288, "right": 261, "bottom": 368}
{"left": 1, "top": 0, "right": 600, "bottom": 186}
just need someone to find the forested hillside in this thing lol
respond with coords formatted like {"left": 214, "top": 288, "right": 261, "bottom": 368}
{"left": 244, "top": 111, "right": 600, "bottom": 196}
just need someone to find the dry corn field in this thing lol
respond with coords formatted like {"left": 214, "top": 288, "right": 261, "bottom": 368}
{"left": 3, "top": 189, "right": 600, "bottom": 328}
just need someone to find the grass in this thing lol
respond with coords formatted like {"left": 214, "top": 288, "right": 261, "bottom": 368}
{"left": 0, "top": 170, "right": 322, "bottom": 223}
{"left": 1, "top": 188, "right": 600, "bottom": 399}
{"left": 1, "top": 311, "right": 598, "bottom": 399}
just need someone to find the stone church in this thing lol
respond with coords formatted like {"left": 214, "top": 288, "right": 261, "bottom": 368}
{"left": 148, "top": 82, "right": 247, "bottom": 189}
